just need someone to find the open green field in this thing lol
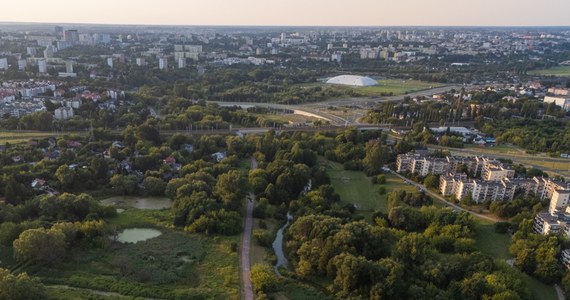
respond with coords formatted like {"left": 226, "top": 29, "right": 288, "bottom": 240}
{"left": 529, "top": 65, "right": 570, "bottom": 77}
{"left": 300, "top": 79, "right": 443, "bottom": 97}
{"left": 357, "top": 79, "right": 444, "bottom": 96}
{"left": 0, "top": 131, "right": 85, "bottom": 144}
{"left": 464, "top": 144, "right": 526, "bottom": 155}
{"left": 2, "top": 208, "right": 240, "bottom": 300}
{"left": 253, "top": 113, "right": 320, "bottom": 126}
{"left": 324, "top": 160, "right": 416, "bottom": 214}
{"left": 272, "top": 280, "right": 331, "bottom": 300}
{"left": 472, "top": 220, "right": 557, "bottom": 299}
{"left": 521, "top": 273, "right": 559, "bottom": 300}
{"left": 473, "top": 219, "right": 511, "bottom": 260}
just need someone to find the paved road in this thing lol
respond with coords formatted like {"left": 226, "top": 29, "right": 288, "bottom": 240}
{"left": 240, "top": 157, "right": 257, "bottom": 300}
{"left": 434, "top": 146, "right": 570, "bottom": 179}
{"left": 389, "top": 170, "right": 499, "bottom": 222}
{"left": 308, "top": 85, "right": 463, "bottom": 107}
{"left": 209, "top": 85, "right": 461, "bottom": 126}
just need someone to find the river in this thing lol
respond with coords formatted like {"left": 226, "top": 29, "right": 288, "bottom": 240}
{"left": 272, "top": 212, "right": 293, "bottom": 276}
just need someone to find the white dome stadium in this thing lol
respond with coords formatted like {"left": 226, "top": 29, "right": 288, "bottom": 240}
{"left": 326, "top": 75, "right": 378, "bottom": 87}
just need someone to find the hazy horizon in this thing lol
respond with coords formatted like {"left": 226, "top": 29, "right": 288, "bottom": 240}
{"left": 2, "top": 0, "right": 569, "bottom": 27}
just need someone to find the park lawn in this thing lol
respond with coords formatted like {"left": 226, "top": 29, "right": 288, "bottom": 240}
{"left": 473, "top": 220, "right": 558, "bottom": 299}
{"left": 251, "top": 218, "right": 279, "bottom": 266}
{"left": 272, "top": 279, "right": 331, "bottom": 300}
{"left": 46, "top": 286, "right": 128, "bottom": 300}
{"left": 519, "top": 159, "right": 570, "bottom": 174}
{"left": 238, "top": 158, "right": 251, "bottom": 170}
{"left": 298, "top": 79, "right": 443, "bottom": 97}
{"left": 520, "top": 273, "right": 558, "bottom": 300}
{"left": 473, "top": 219, "right": 511, "bottom": 260}
{"left": 106, "top": 207, "right": 173, "bottom": 229}
{"left": 325, "top": 160, "right": 416, "bottom": 214}
{"left": 253, "top": 113, "right": 320, "bottom": 125}
{"left": 529, "top": 65, "right": 570, "bottom": 77}
{"left": 0, "top": 131, "right": 87, "bottom": 145}
{"left": 464, "top": 144, "right": 525, "bottom": 155}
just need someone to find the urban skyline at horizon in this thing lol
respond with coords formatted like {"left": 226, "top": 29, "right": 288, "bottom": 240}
{"left": 2, "top": 0, "right": 570, "bottom": 27}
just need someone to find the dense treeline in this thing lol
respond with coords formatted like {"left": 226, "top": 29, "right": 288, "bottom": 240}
{"left": 481, "top": 119, "right": 570, "bottom": 153}
{"left": 242, "top": 129, "right": 537, "bottom": 299}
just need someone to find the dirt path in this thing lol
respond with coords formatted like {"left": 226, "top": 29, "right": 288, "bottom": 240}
{"left": 555, "top": 284, "right": 566, "bottom": 300}
{"left": 46, "top": 285, "right": 160, "bottom": 300}
{"left": 240, "top": 157, "right": 257, "bottom": 300}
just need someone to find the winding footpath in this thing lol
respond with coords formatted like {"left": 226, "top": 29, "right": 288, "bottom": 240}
{"left": 240, "top": 158, "right": 257, "bottom": 300}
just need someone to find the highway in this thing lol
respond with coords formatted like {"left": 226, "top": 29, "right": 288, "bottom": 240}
{"left": 208, "top": 85, "right": 462, "bottom": 126}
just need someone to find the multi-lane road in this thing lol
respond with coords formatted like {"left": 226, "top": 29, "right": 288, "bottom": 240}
{"left": 209, "top": 85, "right": 462, "bottom": 126}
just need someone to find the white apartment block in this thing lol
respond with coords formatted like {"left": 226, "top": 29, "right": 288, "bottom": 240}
{"left": 0, "top": 58, "right": 8, "bottom": 70}
{"left": 174, "top": 45, "right": 202, "bottom": 61}
{"left": 562, "top": 249, "right": 570, "bottom": 270}
{"left": 159, "top": 57, "right": 168, "bottom": 70}
{"left": 396, "top": 153, "right": 450, "bottom": 176}
{"left": 440, "top": 173, "right": 468, "bottom": 197}
{"left": 54, "top": 107, "right": 74, "bottom": 120}
{"left": 549, "top": 190, "right": 570, "bottom": 214}
{"left": 483, "top": 164, "right": 515, "bottom": 181}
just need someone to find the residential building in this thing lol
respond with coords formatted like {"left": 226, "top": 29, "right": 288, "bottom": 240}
{"left": 561, "top": 249, "right": 570, "bottom": 270}
{"left": 456, "top": 179, "right": 475, "bottom": 201}
{"left": 178, "top": 57, "right": 186, "bottom": 69}
{"left": 471, "top": 179, "right": 515, "bottom": 203}
{"left": 544, "top": 179, "right": 570, "bottom": 200}
{"left": 18, "top": 59, "right": 26, "bottom": 71}
{"left": 544, "top": 96, "right": 570, "bottom": 111}
{"left": 549, "top": 190, "right": 570, "bottom": 214}
{"left": 38, "top": 59, "right": 47, "bottom": 73}
{"left": 439, "top": 173, "right": 467, "bottom": 197}
{"left": 27, "top": 47, "right": 37, "bottom": 57}
{"left": 534, "top": 212, "right": 563, "bottom": 235}
{"left": 54, "top": 106, "right": 74, "bottom": 120}
{"left": 0, "top": 58, "right": 8, "bottom": 70}
{"left": 482, "top": 163, "right": 515, "bottom": 181}
{"left": 174, "top": 45, "right": 202, "bottom": 61}
{"left": 64, "top": 30, "right": 80, "bottom": 45}
{"left": 65, "top": 61, "right": 74, "bottom": 73}
{"left": 159, "top": 57, "right": 168, "bottom": 70}
{"left": 396, "top": 153, "right": 450, "bottom": 176}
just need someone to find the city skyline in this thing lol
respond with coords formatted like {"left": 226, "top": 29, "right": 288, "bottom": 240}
{"left": 2, "top": 0, "right": 570, "bottom": 27}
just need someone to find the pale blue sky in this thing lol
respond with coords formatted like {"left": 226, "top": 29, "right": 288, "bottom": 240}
{"left": 2, "top": 0, "right": 568, "bottom": 26}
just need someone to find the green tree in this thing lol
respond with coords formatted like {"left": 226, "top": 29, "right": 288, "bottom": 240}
{"left": 55, "top": 164, "right": 76, "bottom": 190}
{"left": 143, "top": 176, "right": 167, "bottom": 196}
{"left": 362, "top": 142, "right": 390, "bottom": 175}
{"left": 424, "top": 174, "right": 439, "bottom": 190}
{"left": 0, "top": 268, "right": 46, "bottom": 300}
{"left": 214, "top": 170, "right": 247, "bottom": 210}
{"left": 110, "top": 174, "right": 138, "bottom": 195}
{"left": 13, "top": 228, "right": 66, "bottom": 264}
{"left": 250, "top": 263, "right": 278, "bottom": 294}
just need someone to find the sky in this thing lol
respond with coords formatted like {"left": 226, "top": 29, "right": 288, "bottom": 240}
{"left": 2, "top": 0, "right": 569, "bottom": 27}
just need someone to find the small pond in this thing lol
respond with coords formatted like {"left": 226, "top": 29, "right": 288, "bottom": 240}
{"left": 101, "top": 196, "right": 172, "bottom": 210}
{"left": 115, "top": 228, "right": 162, "bottom": 243}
